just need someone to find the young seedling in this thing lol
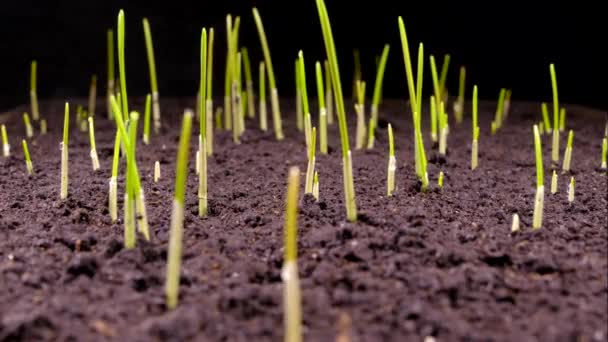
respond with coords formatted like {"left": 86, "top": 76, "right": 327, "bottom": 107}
{"left": 367, "top": 44, "right": 390, "bottom": 149}
{"left": 438, "top": 54, "right": 450, "bottom": 102}
{"left": 429, "top": 55, "right": 441, "bottom": 113}
{"left": 324, "top": 60, "right": 334, "bottom": 125}
{"left": 298, "top": 51, "right": 311, "bottom": 148}
{"left": 492, "top": 88, "right": 506, "bottom": 132}
{"left": 438, "top": 101, "right": 448, "bottom": 156}
{"left": 551, "top": 170, "right": 558, "bottom": 194}
{"left": 109, "top": 132, "right": 120, "bottom": 222}
{"left": 199, "top": 28, "right": 209, "bottom": 217}
{"left": 315, "top": 61, "right": 328, "bottom": 154}
{"left": 438, "top": 171, "right": 444, "bottom": 188}
{"left": 117, "top": 10, "right": 129, "bottom": 123}
{"left": 252, "top": 8, "right": 284, "bottom": 140}
{"left": 88, "top": 75, "right": 97, "bottom": 117}
{"left": 601, "top": 138, "right": 607, "bottom": 169}
{"left": 206, "top": 28, "right": 215, "bottom": 155}
{"left": 259, "top": 61, "right": 268, "bottom": 131}
{"left": 143, "top": 93, "right": 151, "bottom": 144}
{"left": 40, "top": 119, "right": 47, "bottom": 135}
{"left": 224, "top": 15, "right": 233, "bottom": 131}
{"left": 511, "top": 213, "right": 520, "bottom": 233}
{"left": 30, "top": 61, "right": 40, "bottom": 121}
{"left": 541, "top": 103, "right": 551, "bottom": 133}
{"left": 454, "top": 66, "right": 466, "bottom": 124}
{"left": 430, "top": 95, "right": 437, "bottom": 142}
{"left": 562, "top": 130, "right": 574, "bottom": 173}
{"left": 232, "top": 52, "right": 243, "bottom": 142}
{"left": 305, "top": 127, "right": 317, "bottom": 194}
{"left": 387, "top": 123, "right": 396, "bottom": 196}
{"left": 241, "top": 47, "right": 255, "bottom": 119}
{"left": 503, "top": 89, "right": 512, "bottom": 118}
{"left": 107, "top": 29, "right": 115, "bottom": 119}
{"left": 355, "top": 80, "right": 366, "bottom": 150}
{"left": 568, "top": 177, "right": 575, "bottom": 203}
{"left": 1, "top": 125, "right": 10, "bottom": 157}
{"left": 316, "top": 0, "right": 358, "bottom": 220}
{"left": 60, "top": 102, "right": 69, "bottom": 200}
{"left": 282, "top": 166, "right": 303, "bottom": 342}
{"left": 23, "top": 113, "right": 34, "bottom": 138}
{"left": 166, "top": 109, "right": 193, "bottom": 310}
{"left": 532, "top": 124, "right": 544, "bottom": 229}
{"left": 312, "top": 171, "right": 319, "bottom": 201}
{"left": 550, "top": 64, "right": 560, "bottom": 163}
{"left": 143, "top": 18, "right": 161, "bottom": 134}
{"left": 471, "top": 85, "right": 479, "bottom": 170}
{"left": 22, "top": 139, "right": 33, "bottom": 175}
{"left": 154, "top": 160, "right": 161, "bottom": 182}
{"left": 559, "top": 107, "right": 566, "bottom": 132}
{"left": 295, "top": 60, "right": 303, "bottom": 132}
{"left": 88, "top": 117, "right": 100, "bottom": 171}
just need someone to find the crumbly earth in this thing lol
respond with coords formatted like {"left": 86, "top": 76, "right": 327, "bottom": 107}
{"left": 0, "top": 97, "right": 606, "bottom": 341}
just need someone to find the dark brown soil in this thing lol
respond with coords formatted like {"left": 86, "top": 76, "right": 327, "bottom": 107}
{"left": 1, "top": 98, "right": 606, "bottom": 341}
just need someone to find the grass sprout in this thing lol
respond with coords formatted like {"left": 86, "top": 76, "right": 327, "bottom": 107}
{"left": 471, "top": 85, "right": 479, "bottom": 170}
{"left": 551, "top": 170, "right": 558, "bottom": 194}
{"left": 2, "top": 124, "right": 10, "bottom": 157}
{"left": 224, "top": 15, "right": 233, "bottom": 131}
{"left": 143, "top": 18, "right": 162, "bottom": 134}
{"left": 242, "top": 47, "right": 255, "bottom": 119}
{"left": 22, "top": 139, "right": 33, "bottom": 175}
{"left": 315, "top": 61, "right": 328, "bottom": 154}
{"left": 117, "top": 10, "right": 129, "bottom": 123}
{"left": 30, "top": 61, "right": 40, "bottom": 121}
{"left": 23, "top": 112, "right": 34, "bottom": 138}
{"left": 154, "top": 160, "right": 161, "bottom": 182}
{"left": 313, "top": 171, "right": 319, "bottom": 200}
{"left": 282, "top": 166, "right": 303, "bottom": 342}
{"left": 143, "top": 93, "right": 151, "bottom": 144}
{"left": 562, "top": 130, "right": 574, "bottom": 173}
{"left": 166, "top": 109, "right": 194, "bottom": 310}
{"left": 206, "top": 28, "right": 215, "bottom": 155}
{"left": 305, "top": 127, "right": 317, "bottom": 194}
{"left": 550, "top": 64, "right": 560, "bottom": 163}
{"left": 253, "top": 7, "right": 284, "bottom": 140}
{"left": 439, "top": 54, "right": 450, "bottom": 102}
{"left": 355, "top": 80, "right": 366, "bottom": 150}
{"left": 367, "top": 44, "right": 390, "bottom": 149}
{"left": 61, "top": 102, "right": 69, "bottom": 200}
{"left": 511, "top": 213, "right": 520, "bottom": 233}
{"left": 438, "top": 171, "right": 444, "bottom": 188}
{"left": 532, "top": 124, "right": 544, "bottom": 229}
{"left": 492, "top": 88, "right": 506, "bottom": 132}
{"left": 324, "top": 60, "right": 334, "bottom": 125}
{"left": 454, "top": 66, "right": 465, "bottom": 123}
{"left": 601, "top": 138, "right": 607, "bottom": 169}
{"left": 298, "top": 51, "right": 311, "bottom": 148}
{"left": 199, "top": 27, "right": 209, "bottom": 217}
{"left": 430, "top": 95, "right": 437, "bottom": 142}
{"left": 541, "top": 103, "right": 551, "bottom": 133}
{"left": 387, "top": 123, "right": 396, "bottom": 196}
{"left": 88, "top": 75, "right": 97, "bottom": 117}
{"left": 109, "top": 131, "right": 120, "bottom": 222}
{"left": 568, "top": 176, "right": 575, "bottom": 203}
{"left": 559, "top": 107, "right": 566, "bottom": 132}
{"left": 88, "top": 117, "right": 100, "bottom": 171}
{"left": 438, "top": 100, "right": 448, "bottom": 155}
{"left": 259, "top": 61, "right": 267, "bottom": 131}
{"left": 295, "top": 60, "right": 303, "bottom": 132}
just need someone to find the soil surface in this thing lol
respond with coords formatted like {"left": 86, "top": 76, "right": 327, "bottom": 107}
{"left": 0, "top": 97, "right": 606, "bottom": 341}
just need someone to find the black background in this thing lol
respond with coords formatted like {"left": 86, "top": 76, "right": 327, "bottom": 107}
{"left": 0, "top": 1, "right": 605, "bottom": 111}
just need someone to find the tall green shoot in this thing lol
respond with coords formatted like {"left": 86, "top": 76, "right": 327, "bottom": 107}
{"left": 242, "top": 47, "right": 255, "bottom": 119}
{"left": 295, "top": 60, "right": 303, "bottom": 132}
{"left": 454, "top": 66, "right": 465, "bottom": 123}
{"left": 224, "top": 15, "right": 233, "bottom": 131}
{"left": 206, "top": 28, "right": 215, "bottom": 155}
{"left": 298, "top": 51, "right": 311, "bottom": 148}
{"left": 315, "top": 61, "right": 328, "bottom": 154}
{"left": 367, "top": 44, "right": 390, "bottom": 149}
{"left": 550, "top": 63, "right": 560, "bottom": 163}
{"left": 30, "top": 61, "right": 40, "bottom": 121}
{"left": 199, "top": 28, "right": 209, "bottom": 217}
{"left": 324, "top": 60, "right": 334, "bottom": 125}
{"left": 117, "top": 10, "right": 129, "bottom": 123}
{"left": 61, "top": 102, "right": 69, "bottom": 200}
{"left": 532, "top": 125, "right": 544, "bottom": 229}
{"left": 23, "top": 113, "right": 34, "bottom": 138}
{"left": 143, "top": 18, "right": 161, "bottom": 134}
{"left": 438, "top": 54, "right": 450, "bottom": 101}
{"left": 471, "top": 85, "right": 479, "bottom": 170}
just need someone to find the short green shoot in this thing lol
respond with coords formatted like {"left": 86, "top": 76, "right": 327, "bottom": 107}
{"left": 471, "top": 85, "right": 479, "bottom": 170}
{"left": 511, "top": 213, "right": 520, "bottom": 233}
{"left": 367, "top": 44, "right": 390, "bottom": 149}
{"left": 492, "top": 88, "right": 506, "bottom": 132}
{"left": 61, "top": 102, "right": 69, "bottom": 200}
{"left": 315, "top": 61, "right": 328, "bottom": 154}
{"left": 1, "top": 124, "right": 10, "bottom": 157}
{"left": 107, "top": 29, "right": 115, "bottom": 119}
{"left": 562, "top": 130, "right": 574, "bottom": 173}
{"left": 206, "top": 28, "right": 215, "bottom": 155}
{"left": 23, "top": 112, "right": 34, "bottom": 138}
{"left": 259, "top": 61, "right": 267, "bottom": 131}
{"left": 355, "top": 80, "right": 366, "bottom": 150}
{"left": 242, "top": 47, "right": 255, "bottom": 119}
{"left": 601, "top": 138, "right": 607, "bottom": 169}
{"left": 550, "top": 64, "right": 560, "bottom": 163}
{"left": 559, "top": 107, "right": 566, "bottom": 132}
{"left": 252, "top": 7, "right": 283, "bottom": 140}
{"left": 454, "top": 66, "right": 465, "bottom": 123}
{"left": 312, "top": 171, "right": 319, "bottom": 201}
{"left": 316, "top": 0, "right": 357, "bottom": 220}
{"left": 532, "top": 125, "right": 544, "bottom": 229}
{"left": 30, "top": 61, "right": 40, "bottom": 121}
{"left": 541, "top": 103, "right": 551, "bottom": 133}
{"left": 282, "top": 166, "right": 302, "bottom": 342}
{"left": 438, "top": 171, "right": 444, "bottom": 188}
{"left": 40, "top": 119, "right": 47, "bottom": 135}
{"left": 568, "top": 177, "right": 575, "bottom": 203}
{"left": 88, "top": 75, "right": 97, "bottom": 117}
{"left": 143, "top": 18, "right": 161, "bottom": 134}
{"left": 154, "top": 160, "right": 161, "bottom": 182}
{"left": 166, "top": 109, "right": 194, "bottom": 310}
{"left": 305, "top": 127, "right": 317, "bottom": 194}
{"left": 387, "top": 123, "right": 396, "bottom": 196}
{"left": 88, "top": 117, "right": 100, "bottom": 171}
{"left": 551, "top": 170, "right": 558, "bottom": 194}
{"left": 22, "top": 139, "right": 33, "bottom": 175}
{"left": 143, "top": 93, "right": 151, "bottom": 144}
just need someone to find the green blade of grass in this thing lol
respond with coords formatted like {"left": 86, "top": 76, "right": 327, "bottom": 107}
{"left": 372, "top": 44, "right": 390, "bottom": 108}
{"left": 533, "top": 125, "right": 543, "bottom": 187}
{"left": 142, "top": 18, "right": 159, "bottom": 94}
{"left": 117, "top": 10, "right": 129, "bottom": 121}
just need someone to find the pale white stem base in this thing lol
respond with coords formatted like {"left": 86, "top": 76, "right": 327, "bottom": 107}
{"left": 568, "top": 180, "right": 575, "bottom": 203}
{"left": 343, "top": 151, "right": 357, "bottom": 221}
{"left": 551, "top": 172, "right": 558, "bottom": 194}
{"left": 271, "top": 88, "right": 284, "bottom": 140}
{"left": 199, "top": 136, "right": 208, "bottom": 217}
{"left": 532, "top": 185, "right": 544, "bottom": 229}
{"left": 259, "top": 99, "right": 268, "bottom": 131}
{"left": 60, "top": 142, "right": 68, "bottom": 200}
{"left": 40, "top": 120, "right": 47, "bottom": 135}
{"left": 26, "top": 125, "right": 34, "bottom": 138}
{"left": 387, "top": 155, "right": 396, "bottom": 196}
{"left": 453, "top": 100, "right": 464, "bottom": 123}
{"left": 471, "top": 139, "right": 478, "bottom": 170}
{"left": 304, "top": 156, "right": 315, "bottom": 194}
{"left": 154, "top": 161, "right": 161, "bottom": 182}
{"left": 319, "top": 108, "right": 327, "bottom": 154}
{"left": 124, "top": 193, "right": 136, "bottom": 248}
{"left": 247, "top": 81, "right": 255, "bottom": 118}
{"left": 3, "top": 143, "right": 10, "bottom": 157}
{"left": 90, "top": 149, "right": 100, "bottom": 171}
{"left": 107, "top": 80, "right": 115, "bottom": 119}
{"left": 206, "top": 99, "right": 214, "bottom": 156}
{"left": 326, "top": 89, "right": 334, "bottom": 125}
{"left": 30, "top": 91, "right": 39, "bottom": 121}
{"left": 153, "top": 91, "right": 161, "bottom": 134}
{"left": 552, "top": 129, "right": 560, "bottom": 163}
{"left": 136, "top": 190, "right": 151, "bottom": 241}
{"left": 143, "top": 134, "right": 149, "bottom": 145}
{"left": 195, "top": 150, "right": 200, "bottom": 175}
{"left": 25, "top": 160, "right": 33, "bottom": 175}
{"left": 511, "top": 213, "right": 520, "bottom": 233}
{"left": 312, "top": 173, "right": 319, "bottom": 201}
{"left": 439, "top": 127, "right": 448, "bottom": 155}
{"left": 166, "top": 199, "right": 185, "bottom": 310}
{"left": 224, "top": 95, "right": 232, "bottom": 130}
{"left": 355, "top": 104, "right": 366, "bottom": 150}
{"left": 109, "top": 177, "right": 117, "bottom": 222}
{"left": 281, "top": 261, "right": 302, "bottom": 342}
{"left": 562, "top": 146, "right": 572, "bottom": 172}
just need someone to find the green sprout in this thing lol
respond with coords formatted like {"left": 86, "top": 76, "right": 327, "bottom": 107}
{"left": 88, "top": 117, "right": 100, "bottom": 171}
{"left": 511, "top": 213, "right": 520, "bottom": 233}
{"left": 22, "top": 139, "right": 33, "bottom": 175}
{"left": 252, "top": 7, "right": 284, "bottom": 140}
{"left": 562, "top": 130, "right": 574, "bottom": 173}
{"left": 23, "top": 112, "right": 34, "bottom": 138}
{"left": 295, "top": 60, "right": 303, "bottom": 132}
{"left": 305, "top": 127, "right": 317, "bottom": 194}
{"left": 430, "top": 95, "right": 437, "bottom": 142}
{"left": 438, "top": 100, "right": 448, "bottom": 156}
{"left": 40, "top": 119, "right": 47, "bottom": 135}
{"left": 2, "top": 124, "right": 10, "bottom": 157}
{"left": 551, "top": 170, "right": 558, "bottom": 194}
{"left": 454, "top": 66, "right": 465, "bottom": 124}
{"left": 107, "top": 29, "right": 115, "bottom": 119}
{"left": 232, "top": 51, "right": 243, "bottom": 142}
{"left": 438, "top": 54, "right": 450, "bottom": 102}
{"left": 298, "top": 51, "right": 311, "bottom": 148}
{"left": 532, "top": 124, "right": 544, "bottom": 229}
{"left": 568, "top": 176, "right": 575, "bottom": 203}
{"left": 471, "top": 85, "right": 479, "bottom": 170}
{"left": 166, "top": 109, "right": 194, "bottom": 310}
{"left": 282, "top": 166, "right": 303, "bottom": 342}
{"left": 316, "top": 0, "right": 357, "bottom": 220}
{"left": 242, "top": 47, "right": 255, "bottom": 119}
{"left": 206, "top": 28, "right": 215, "bottom": 155}
{"left": 109, "top": 131, "right": 120, "bottom": 222}
{"left": 312, "top": 171, "right": 319, "bottom": 201}
{"left": 88, "top": 75, "right": 97, "bottom": 117}
{"left": 154, "top": 160, "right": 161, "bottom": 182}
{"left": 601, "top": 138, "right": 607, "bottom": 169}
{"left": 224, "top": 14, "right": 233, "bottom": 131}
{"left": 117, "top": 10, "right": 129, "bottom": 124}
{"left": 429, "top": 55, "right": 441, "bottom": 114}
{"left": 259, "top": 61, "right": 267, "bottom": 131}
{"left": 143, "top": 18, "right": 161, "bottom": 134}
{"left": 367, "top": 44, "right": 390, "bottom": 149}
{"left": 550, "top": 63, "right": 560, "bottom": 163}
{"left": 559, "top": 107, "right": 566, "bottom": 132}
{"left": 492, "top": 88, "right": 506, "bottom": 132}
{"left": 387, "top": 123, "right": 396, "bottom": 196}
{"left": 30, "top": 60, "right": 40, "bottom": 121}
{"left": 199, "top": 28, "right": 209, "bottom": 217}
{"left": 355, "top": 80, "right": 366, "bottom": 150}
{"left": 61, "top": 102, "right": 69, "bottom": 200}
{"left": 315, "top": 61, "right": 328, "bottom": 154}
{"left": 438, "top": 171, "right": 444, "bottom": 188}
{"left": 324, "top": 60, "right": 334, "bottom": 125}
{"left": 143, "top": 93, "right": 151, "bottom": 144}
{"left": 541, "top": 103, "right": 551, "bottom": 133}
